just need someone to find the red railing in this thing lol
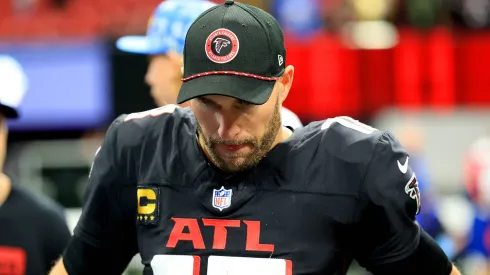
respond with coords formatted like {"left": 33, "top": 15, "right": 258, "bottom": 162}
{"left": 284, "top": 28, "right": 490, "bottom": 119}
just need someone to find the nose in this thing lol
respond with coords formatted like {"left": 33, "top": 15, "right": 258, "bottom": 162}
{"left": 216, "top": 112, "right": 240, "bottom": 140}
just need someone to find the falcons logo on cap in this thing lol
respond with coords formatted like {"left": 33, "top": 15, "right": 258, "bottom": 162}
{"left": 213, "top": 38, "right": 231, "bottom": 54}
{"left": 205, "top": 28, "right": 239, "bottom": 64}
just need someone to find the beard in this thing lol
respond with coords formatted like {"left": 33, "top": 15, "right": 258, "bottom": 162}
{"left": 197, "top": 96, "right": 282, "bottom": 173}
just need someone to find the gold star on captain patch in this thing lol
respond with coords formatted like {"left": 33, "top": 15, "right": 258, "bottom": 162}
{"left": 150, "top": 216, "right": 155, "bottom": 220}
{"left": 144, "top": 216, "right": 148, "bottom": 220}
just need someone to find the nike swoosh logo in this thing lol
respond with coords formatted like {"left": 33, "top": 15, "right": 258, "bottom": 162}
{"left": 397, "top": 156, "right": 409, "bottom": 174}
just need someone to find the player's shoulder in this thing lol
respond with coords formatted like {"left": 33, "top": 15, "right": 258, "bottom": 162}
{"left": 100, "top": 105, "right": 199, "bottom": 183}
{"left": 107, "top": 104, "right": 195, "bottom": 148}
{"left": 303, "top": 116, "right": 387, "bottom": 163}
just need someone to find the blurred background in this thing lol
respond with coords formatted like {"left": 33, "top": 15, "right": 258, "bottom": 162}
{"left": 2, "top": 0, "right": 490, "bottom": 274}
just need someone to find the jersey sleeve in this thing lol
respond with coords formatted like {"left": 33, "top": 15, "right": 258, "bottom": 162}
{"left": 353, "top": 132, "right": 422, "bottom": 270}
{"left": 63, "top": 116, "right": 138, "bottom": 274}
{"left": 40, "top": 202, "right": 71, "bottom": 273}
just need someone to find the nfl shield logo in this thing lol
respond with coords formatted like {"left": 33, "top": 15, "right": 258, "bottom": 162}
{"left": 212, "top": 186, "right": 232, "bottom": 211}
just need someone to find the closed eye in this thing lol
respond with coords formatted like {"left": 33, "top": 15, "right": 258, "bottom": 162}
{"left": 198, "top": 97, "right": 221, "bottom": 109}
{"left": 236, "top": 99, "right": 252, "bottom": 109}
{"left": 237, "top": 99, "right": 249, "bottom": 106}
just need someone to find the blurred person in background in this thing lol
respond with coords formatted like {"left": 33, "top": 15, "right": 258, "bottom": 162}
{"left": 270, "top": 0, "right": 324, "bottom": 37}
{"left": 461, "top": 130, "right": 490, "bottom": 274}
{"left": 115, "top": 0, "right": 303, "bottom": 129}
{"left": 0, "top": 55, "right": 71, "bottom": 274}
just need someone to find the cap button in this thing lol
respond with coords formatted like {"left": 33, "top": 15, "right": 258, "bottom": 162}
{"left": 225, "top": 0, "right": 234, "bottom": 5}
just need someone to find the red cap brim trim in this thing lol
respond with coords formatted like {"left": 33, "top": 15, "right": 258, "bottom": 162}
{"left": 182, "top": 71, "right": 279, "bottom": 82}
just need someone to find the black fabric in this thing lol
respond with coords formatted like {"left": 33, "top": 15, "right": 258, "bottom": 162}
{"left": 0, "top": 103, "right": 18, "bottom": 119}
{"left": 63, "top": 234, "right": 136, "bottom": 275}
{"left": 178, "top": 74, "right": 275, "bottom": 105}
{"left": 367, "top": 229, "right": 453, "bottom": 275}
{"left": 0, "top": 182, "right": 71, "bottom": 274}
{"left": 354, "top": 132, "right": 422, "bottom": 267}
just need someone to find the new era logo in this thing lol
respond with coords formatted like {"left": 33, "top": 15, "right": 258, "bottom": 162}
{"left": 278, "top": 55, "right": 284, "bottom": 66}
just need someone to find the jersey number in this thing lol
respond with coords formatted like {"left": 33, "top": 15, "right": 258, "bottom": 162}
{"left": 151, "top": 254, "right": 293, "bottom": 275}
{"left": 321, "top": 116, "right": 376, "bottom": 134}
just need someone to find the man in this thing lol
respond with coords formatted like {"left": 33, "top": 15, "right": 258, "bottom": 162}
{"left": 0, "top": 55, "right": 72, "bottom": 274}
{"left": 460, "top": 131, "right": 490, "bottom": 274}
{"left": 51, "top": 1, "right": 459, "bottom": 274}
{"left": 115, "top": 0, "right": 303, "bottom": 129}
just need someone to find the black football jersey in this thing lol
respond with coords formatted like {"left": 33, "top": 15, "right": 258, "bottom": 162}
{"left": 69, "top": 105, "right": 422, "bottom": 275}
{"left": 0, "top": 182, "right": 71, "bottom": 275}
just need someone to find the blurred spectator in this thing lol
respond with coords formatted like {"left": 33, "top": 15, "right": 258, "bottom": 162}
{"left": 464, "top": 131, "right": 490, "bottom": 207}
{"left": 116, "top": 0, "right": 217, "bottom": 107}
{"left": 393, "top": 0, "right": 443, "bottom": 28}
{"left": 321, "top": 0, "right": 354, "bottom": 33}
{"left": 270, "top": 0, "right": 324, "bottom": 36}
{"left": 449, "top": 0, "right": 490, "bottom": 28}
{"left": 461, "top": 129, "right": 490, "bottom": 274}
{"left": 0, "top": 55, "right": 71, "bottom": 275}
{"left": 12, "top": 0, "right": 35, "bottom": 13}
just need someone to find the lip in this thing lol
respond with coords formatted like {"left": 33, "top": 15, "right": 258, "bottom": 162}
{"left": 215, "top": 144, "right": 248, "bottom": 156}
{"left": 224, "top": 144, "right": 246, "bottom": 152}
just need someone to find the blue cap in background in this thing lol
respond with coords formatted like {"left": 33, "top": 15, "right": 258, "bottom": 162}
{"left": 116, "top": 0, "right": 216, "bottom": 55}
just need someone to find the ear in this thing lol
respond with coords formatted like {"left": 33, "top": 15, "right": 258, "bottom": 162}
{"left": 167, "top": 50, "right": 184, "bottom": 75}
{"left": 278, "top": 65, "right": 294, "bottom": 103}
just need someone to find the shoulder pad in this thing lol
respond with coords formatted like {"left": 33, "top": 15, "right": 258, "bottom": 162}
{"left": 113, "top": 104, "right": 192, "bottom": 148}
{"left": 107, "top": 105, "right": 196, "bottom": 182}
{"left": 316, "top": 116, "right": 386, "bottom": 163}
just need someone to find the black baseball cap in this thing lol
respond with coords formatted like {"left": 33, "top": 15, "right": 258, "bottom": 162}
{"left": 177, "top": 0, "right": 287, "bottom": 105}
{"left": 0, "top": 104, "right": 18, "bottom": 119}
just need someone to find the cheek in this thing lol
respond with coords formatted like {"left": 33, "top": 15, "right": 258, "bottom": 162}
{"left": 0, "top": 121, "right": 6, "bottom": 141}
{"left": 0, "top": 124, "right": 6, "bottom": 161}
{"left": 255, "top": 114, "right": 269, "bottom": 133}
{"left": 257, "top": 103, "right": 275, "bottom": 123}
{"left": 191, "top": 106, "right": 217, "bottom": 133}
{"left": 159, "top": 69, "right": 174, "bottom": 85}
{"left": 253, "top": 103, "right": 276, "bottom": 132}
{"left": 150, "top": 62, "right": 174, "bottom": 85}
{"left": 235, "top": 109, "right": 267, "bottom": 137}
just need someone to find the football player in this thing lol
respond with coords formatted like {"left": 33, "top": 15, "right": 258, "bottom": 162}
{"left": 115, "top": 0, "right": 303, "bottom": 129}
{"left": 50, "top": 1, "right": 459, "bottom": 274}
